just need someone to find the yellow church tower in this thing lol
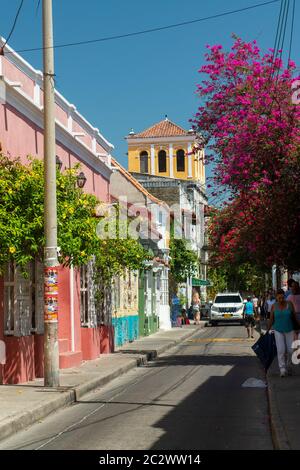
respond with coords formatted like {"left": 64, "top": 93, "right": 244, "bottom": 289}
{"left": 126, "top": 117, "right": 205, "bottom": 184}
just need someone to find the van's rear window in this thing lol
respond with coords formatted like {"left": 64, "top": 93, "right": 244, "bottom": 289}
{"left": 215, "top": 296, "right": 242, "bottom": 303}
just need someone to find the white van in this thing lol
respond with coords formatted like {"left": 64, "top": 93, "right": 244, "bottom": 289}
{"left": 209, "top": 292, "right": 244, "bottom": 326}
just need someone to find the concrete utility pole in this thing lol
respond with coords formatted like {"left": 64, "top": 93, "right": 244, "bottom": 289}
{"left": 43, "top": 0, "right": 59, "bottom": 387}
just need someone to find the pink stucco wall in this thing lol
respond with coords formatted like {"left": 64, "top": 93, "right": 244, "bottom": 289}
{"left": 3, "top": 59, "right": 35, "bottom": 100}
{"left": 72, "top": 120, "right": 93, "bottom": 148}
{"left": 0, "top": 51, "right": 113, "bottom": 384}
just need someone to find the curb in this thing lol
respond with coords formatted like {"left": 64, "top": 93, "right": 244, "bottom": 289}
{"left": 0, "top": 325, "right": 204, "bottom": 442}
{"left": 0, "top": 389, "right": 75, "bottom": 442}
{"left": 118, "top": 325, "right": 206, "bottom": 359}
{"left": 267, "top": 378, "right": 291, "bottom": 450}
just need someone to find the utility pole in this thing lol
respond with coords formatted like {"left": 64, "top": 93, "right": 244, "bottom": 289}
{"left": 43, "top": 0, "right": 59, "bottom": 387}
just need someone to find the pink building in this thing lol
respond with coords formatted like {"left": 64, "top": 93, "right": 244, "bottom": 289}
{"left": 0, "top": 38, "right": 115, "bottom": 384}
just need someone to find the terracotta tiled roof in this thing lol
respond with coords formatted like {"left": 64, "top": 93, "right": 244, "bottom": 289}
{"left": 110, "top": 157, "right": 166, "bottom": 206}
{"left": 130, "top": 119, "right": 192, "bottom": 139}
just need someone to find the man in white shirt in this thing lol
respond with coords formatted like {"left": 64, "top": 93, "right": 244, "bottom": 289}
{"left": 252, "top": 295, "right": 259, "bottom": 315}
{"left": 266, "top": 293, "right": 276, "bottom": 319}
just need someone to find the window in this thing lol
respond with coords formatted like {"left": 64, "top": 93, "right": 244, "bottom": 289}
{"left": 80, "top": 265, "right": 89, "bottom": 326}
{"left": 112, "top": 276, "right": 121, "bottom": 312}
{"left": 80, "top": 260, "right": 97, "bottom": 327}
{"left": 158, "top": 211, "right": 163, "bottom": 225}
{"left": 160, "top": 268, "right": 169, "bottom": 305}
{"left": 158, "top": 150, "right": 167, "bottom": 173}
{"left": 127, "top": 271, "right": 133, "bottom": 308}
{"left": 140, "top": 151, "right": 149, "bottom": 173}
{"left": 4, "top": 263, "right": 15, "bottom": 335}
{"left": 215, "top": 295, "right": 242, "bottom": 304}
{"left": 32, "top": 261, "right": 44, "bottom": 334}
{"left": 176, "top": 149, "right": 185, "bottom": 172}
{"left": 4, "top": 261, "right": 44, "bottom": 336}
{"left": 97, "top": 283, "right": 112, "bottom": 326}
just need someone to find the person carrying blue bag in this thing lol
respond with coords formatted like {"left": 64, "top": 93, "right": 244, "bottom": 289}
{"left": 252, "top": 330, "right": 277, "bottom": 371}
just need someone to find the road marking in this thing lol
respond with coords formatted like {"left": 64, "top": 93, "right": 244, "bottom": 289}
{"left": 185, "top": 338, "right": 253, "bottom": 343}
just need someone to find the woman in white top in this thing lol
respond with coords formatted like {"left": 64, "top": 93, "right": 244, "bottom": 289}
{"left": 287, "top": 281, "right": 300, "bottom": 340}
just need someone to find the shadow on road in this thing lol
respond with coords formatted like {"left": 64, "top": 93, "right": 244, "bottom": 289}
{"left": 148, "top": 354, "right": 272, "bottom": 450}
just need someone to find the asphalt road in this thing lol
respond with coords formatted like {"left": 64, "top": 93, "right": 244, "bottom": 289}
{"left": 0, "top": 325, "right": 273, "bottom": 450}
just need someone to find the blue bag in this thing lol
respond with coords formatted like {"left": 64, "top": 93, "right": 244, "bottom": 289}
{"left": 252, "top": 332, "right": 277, "bottom": 371}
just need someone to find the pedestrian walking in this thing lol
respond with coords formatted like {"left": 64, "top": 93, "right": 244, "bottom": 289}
{"left": 260, "top": 292, "right": 268, "bottom": 320}
{"left": 287, "top": 281, "right": 300, "bottom": 340}
{"left": 193, "top": 305, "right": 201, "bottom": 325}
{"left": 285, "top": 278, "right": 295, "bottom": 299}
{"left": 268, "top": 289, "right": 296, "bottom": 377}
{"left": 243, "top": 297, "right": 255, "bottom": 339}
{"left": 266, "top": 292, "right": 276, "bottom": 320}
{"left": 192, "top": 290, "right": 201, "bottom": 325}
{"left": 252, "top": 294, "right": 259, "bottom": 315}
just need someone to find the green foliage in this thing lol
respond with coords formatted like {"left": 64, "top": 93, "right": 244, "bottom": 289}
{"left": 0, "top": 155, "right": 150, "bottom": 277}
{"left": 208, "top": 262, "right": 267, "bottom": 299}
{"left": 169, "top": 238, "right": 198, "bottom": 283}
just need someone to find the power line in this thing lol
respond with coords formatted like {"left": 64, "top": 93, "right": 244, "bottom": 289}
{"left": 209, "top": 193, "right": 229, "bottom": 206}
{"left": 272, "top": 0, "right": 284, "bottom": 61}
{"left": 288, "top": 0, "right": 296, "bottom": 64}
{"left": 274, "top": 0, "right": 287, "bottom": 60}
{"left": 36, "top": 0, "right": 41, "bottom": 17}
{"left": 277, "top": 0, "right": 290, "bottom": 65}
{"left": 0, "top": 0, "right": 24, "bottom": 55}
{"left": 4, "top": 0, "right": 280, "bottom": 55}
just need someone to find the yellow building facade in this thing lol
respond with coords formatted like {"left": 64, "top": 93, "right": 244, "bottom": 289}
{"left": 127, "top": 117, "right": 205, "bottom": 183}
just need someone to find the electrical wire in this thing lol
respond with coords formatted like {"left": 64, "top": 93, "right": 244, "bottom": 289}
{"left": 288, "top": 0, "right": 296, "bottom": 65}
{"left": 0, "top": 0, "right": 24, "bottom": 55}
{"left": 272, "top": 0, "right": 284, "bottom": 61}
{"left": 3, "top": 0, "right": 280, "bottom": 55}
{"left": 277, "top": 0, "right": 290, "bottom": 67}
{"left": 209, "top": 194, "right": 229, "bottom": 206}
{"left": 36, "top": 0, "right": 41, "bottom": 17}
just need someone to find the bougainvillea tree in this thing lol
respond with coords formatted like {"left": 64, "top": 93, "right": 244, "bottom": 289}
{"left": 193, "top": 37, "right": 300, "bottom": 270}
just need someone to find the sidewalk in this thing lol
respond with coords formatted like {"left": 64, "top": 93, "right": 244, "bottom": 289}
{"left": 257, "top": 320, "right": 300, "bottom": 450}
{"left": 267, "top": 357, "right": 300, "bottom": 450}
{"left": 0, "top": 324, "right": 204, "bottom": 442}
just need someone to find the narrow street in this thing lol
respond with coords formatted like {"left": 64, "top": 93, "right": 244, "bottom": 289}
{"left": 0, "top": 325, "right": 273, "bottom": 450}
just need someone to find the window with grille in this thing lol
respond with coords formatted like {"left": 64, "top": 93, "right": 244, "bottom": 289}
{"left": 80, "top": 260, "right": 111, "bottom": 327}
{"left": 4, "top": 263, "right": 15, "bottom": 335}
{"left": 4, "top": 261, "right": 44, "bottom": 336}
{"left": 80, "top": 265, "right": 89, "bottom": 326}
{"left": 160, "top": 268, "right": 169, "bottom": 306}
{"left": 96, "top": 284, "right": 112, "bottom": 326}
{"left": 112, "top": 276, "right": 121, "bottom": 312}
{"left": 80, "top": 260, "right": 97, "bottom": 327}
{"left": 127, "top": 271, "right": 132, "bottom": 308}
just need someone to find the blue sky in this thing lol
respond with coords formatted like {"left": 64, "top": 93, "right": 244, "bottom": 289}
{"left": 1, "top": 0, "right": 298, "bottom": 179}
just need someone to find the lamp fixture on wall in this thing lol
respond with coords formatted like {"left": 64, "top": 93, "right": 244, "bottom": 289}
{"left": 76, "top": 171, "right": 87, "bottom": 188}
{"left": 56, "top": 155, "right": 63, "bottom": 171}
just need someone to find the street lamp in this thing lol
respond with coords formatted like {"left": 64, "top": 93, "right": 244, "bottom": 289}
{"left": 77, "top": 171, "right": 87, "bottom": 188}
